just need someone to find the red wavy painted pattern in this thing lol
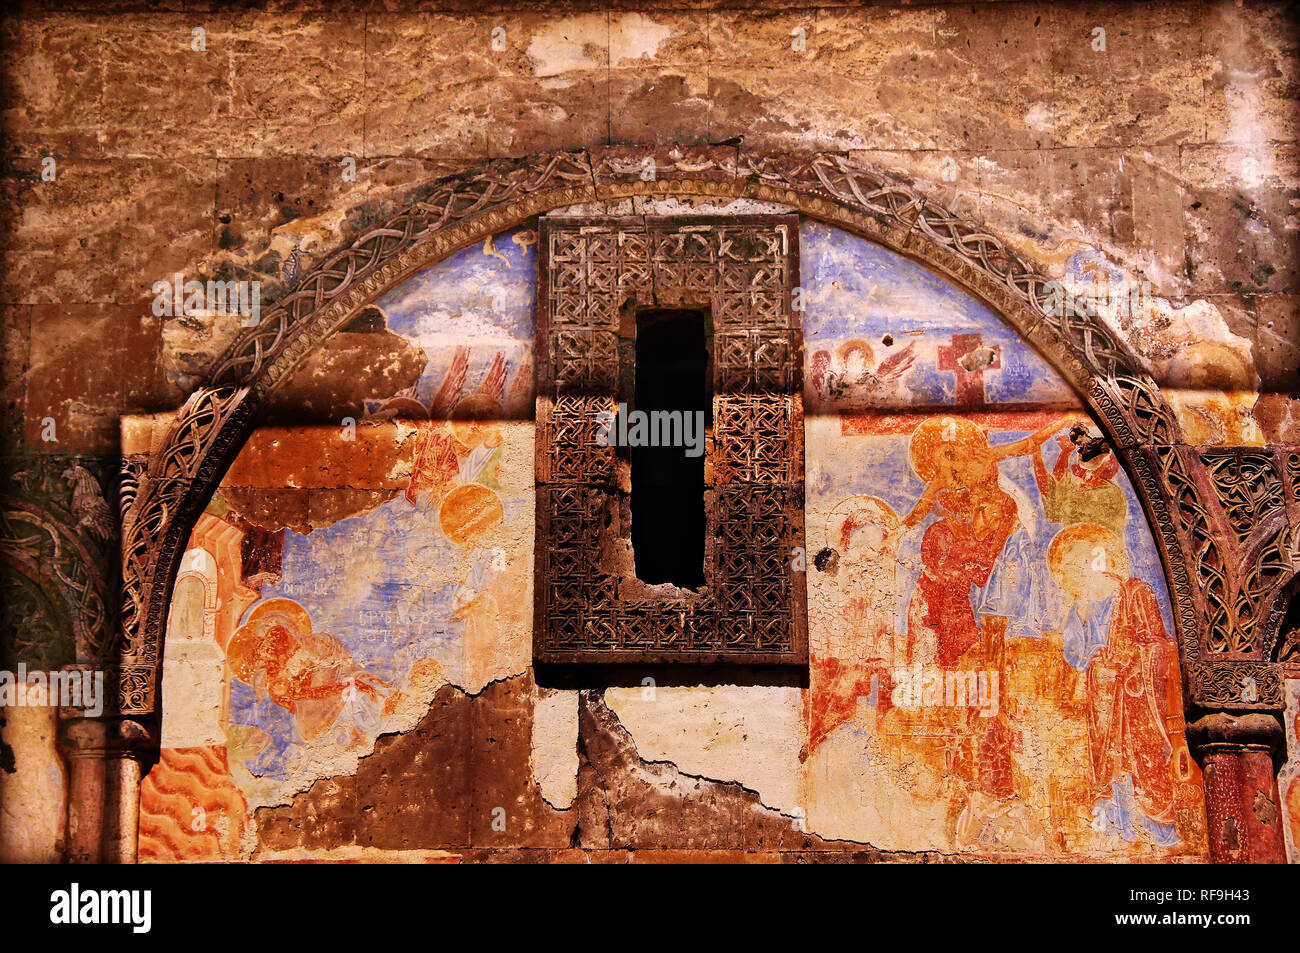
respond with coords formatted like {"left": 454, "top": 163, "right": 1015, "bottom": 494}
{"left": 138, "top": 746, "right": 249, "bottom": 863}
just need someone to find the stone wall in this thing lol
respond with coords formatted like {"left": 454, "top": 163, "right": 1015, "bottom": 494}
{"left": 2, "top": 0, "right": 1297, "bottom": 862}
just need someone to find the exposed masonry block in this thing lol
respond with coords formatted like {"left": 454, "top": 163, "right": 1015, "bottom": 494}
{"left": 254, "top": 673, "right": 573, "bottom": 853}
{"left": 255, "top": 680, "right": 961, "bottom": 861}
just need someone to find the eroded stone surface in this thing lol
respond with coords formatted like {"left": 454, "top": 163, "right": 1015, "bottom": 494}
{"left": 0, "top": 702, "right": 65, "bottom": 863}
{"left": 579, "top": 689, "right": 832, "bottom": 853}
{"left": 253, "top": 673, "right": 574, "bottom": 855}
{"left": 604, "top": 685, "right": 803, "bottom": 815}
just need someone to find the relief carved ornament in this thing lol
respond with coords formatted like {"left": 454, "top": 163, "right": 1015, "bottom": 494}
{"left": 103, "top": 147, "right": 1294, "bottom": 728}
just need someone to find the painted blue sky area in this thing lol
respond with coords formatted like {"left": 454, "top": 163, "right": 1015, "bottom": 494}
{"left": 800, "top": 219, "right": 1003, "bottom": 338}
{"left": 799, "top": 220, "right": 1076, "bottom": 408}
{"left": 375, "top": 226, "right": 536, "bottom": 405}
{"left": 810, "top": 427, "right": 1174, "bottom": 640}
{"left": 900, "top": 328, "right": 1077, "bottom": 406}
{"left": 372, "top": 219, "right": 1074, "bottom": 409}
{"left": 249, "top": 495, "right": 487, "bottom": 684}
{"left": 226, "top": 486, "right": 532, "bottom": 784}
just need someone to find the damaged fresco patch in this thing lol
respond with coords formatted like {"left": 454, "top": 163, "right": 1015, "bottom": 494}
{"left": 139, "top": 232, "right": 542, "bottom": 861}
{"left": 138, "top": 413, "right": 538, "bottom": 859}
{"left": 803, "top": 412, "right": 1205, "bottom": 856}
{"left": 0, "top": 0, "right": 1294, "bottom": 872}
{"left": 801, "top": 219, "right": 1078, "bottom": 413}
{"left": 138, "top": 220, "right": 1210, "bottom": 861}
{"left": 801, "top": 224, "right": 1204, "bottom": 857}
{"left": 369, "top": 224, "right": 537, "bottom": 421}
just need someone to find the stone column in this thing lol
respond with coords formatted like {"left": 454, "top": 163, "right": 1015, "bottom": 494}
{"left": 59, "top": 716, "right": 157, "bottom": 864}
{"left": 1187, "top": 712, "right": 1287, "bottom": 864}
{"left": 0, "top": 698, "right": 67, "bottom": 862}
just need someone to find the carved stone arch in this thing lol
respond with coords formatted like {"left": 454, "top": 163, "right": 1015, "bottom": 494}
{"left": 113, "top": 146, "right": 1285, "bottom": 723}
{"left": 2, "top": 496, "right": 113, "bottom": 667}
{"left": 0, "top": 530, "right": 76, "bottom": 668}
{"left": 1233, "top": 514, "right": 1297, "bottom": 652}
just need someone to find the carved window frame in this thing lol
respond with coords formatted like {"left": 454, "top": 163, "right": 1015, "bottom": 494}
{"left": 533, "top": 214, "right": 808, "bottom": 666}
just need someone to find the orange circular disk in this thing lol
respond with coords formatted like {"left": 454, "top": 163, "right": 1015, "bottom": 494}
{"left": 439, "top": 483, "right": 504, "bottom": 547}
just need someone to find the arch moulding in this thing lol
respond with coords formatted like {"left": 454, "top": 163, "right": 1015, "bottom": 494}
{"left": 112, "top": 145, "right": 1297, "bottom": 736}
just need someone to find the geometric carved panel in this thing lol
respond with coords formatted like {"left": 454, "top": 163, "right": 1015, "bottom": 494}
{"left": 534, "top": 215, "right": 807, "bottom": 665}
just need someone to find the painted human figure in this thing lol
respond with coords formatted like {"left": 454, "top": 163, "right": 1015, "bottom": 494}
{"left": 810, "top": 339, "right": 916, "bottom": 409}
{"left": 1048, "top": 523, "right": 1188, "bottom": 845}
{"left": 405, "top": 350, "right": 512, "bottom": 509}
{"left": 829, "top": 496, "right": 908, "bottom": 669}
{"left": 972, "top": 475, "right": 1056, "bottom": 641}
{"left": 807, "top": 496, "right": 910, "bottom": 750}
{"left": 227, "top": 599, "right": 392, "bottom": 748}
{"left": 1033, "top": 423, "right": 1127, "bottom": 537}
{"left": 901, "top": 414, "right": 1069, "bottom": 668}
{"left": 893, "top": 415, "right": 1068, "bottom": 803}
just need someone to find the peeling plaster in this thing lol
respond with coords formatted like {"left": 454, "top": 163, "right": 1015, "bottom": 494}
{"left": 605, "top": 685, "right": 804, "bottom": 816}
{"left": 525, "top": 15, "right": 608, "bottom": 78}
{"left": 532, "top": 688, "right": 580, "bottom": 810}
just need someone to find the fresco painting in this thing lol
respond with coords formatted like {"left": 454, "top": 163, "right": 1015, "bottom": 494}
{"left": 369, "top": 226, "right": 536, "bottom": 422}
{"left": 800, "top": 222, "right": 1206, "bottom": 857}
{"left": 139, "top": 220, "right": 1208, "bottom": 861}
{"left": 801, "top": 221, "right": 1078, "bottom": 415}
{"left": 139, "top": 231, "right": 539, "bottom": 861}
{"left": 1054, "top": 247, "right": 1263, "bottom": 448}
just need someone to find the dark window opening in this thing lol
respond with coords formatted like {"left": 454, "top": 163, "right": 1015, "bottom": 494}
{"left": 631, "top": 308, "right": 711, "bottom": 588}
{"left": 1278, "top": 590, "right": 1300, "bottom": 663}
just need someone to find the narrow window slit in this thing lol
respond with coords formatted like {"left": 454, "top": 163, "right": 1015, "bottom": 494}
{"left": 630, "top": 308, "right": 711, "bottom": 588}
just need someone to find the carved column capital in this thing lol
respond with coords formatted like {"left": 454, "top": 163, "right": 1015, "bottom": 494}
{"left": 59, "top": 714, "right": 158, "bottom": 761}
{"left": 1187, "top": 711, "right": 1286, "bottom": 757}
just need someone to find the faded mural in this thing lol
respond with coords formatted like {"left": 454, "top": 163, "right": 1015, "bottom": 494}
{"left": 138, "top": 218, "right": 1208, "bottom": 861}
{"left": 801, "top": 222, "right": 1203, "bottom": 856}
{"left": 139, "top": 228, "right": 541, "bottom": 861}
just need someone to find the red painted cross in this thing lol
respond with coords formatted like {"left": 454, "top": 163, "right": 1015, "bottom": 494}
{"left": 937, "top": 333, "right": 1000, "bottom": 407}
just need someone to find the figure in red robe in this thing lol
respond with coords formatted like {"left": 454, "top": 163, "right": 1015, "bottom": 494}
{"left": 1048, "top": 522, "right": 1187, "bottom": 836}
{"left": 902, "top": 415, "right": 1065, "bottom": 668}
{"left": 1085, "top": 576, "right": 1183, "bottom": 826}
{"left": 897, "top": 415, "right": 1069, "bottom": 800}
